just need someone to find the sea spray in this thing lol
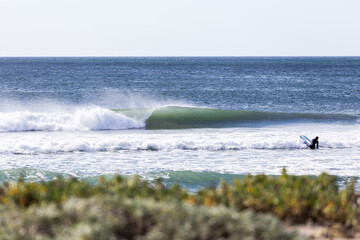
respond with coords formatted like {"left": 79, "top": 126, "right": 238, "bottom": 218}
{"left": 0, "top": 106, "right": 144, "bottom": 132}
{"left": 0, "top": 105, "right": 358, "bottom": 132}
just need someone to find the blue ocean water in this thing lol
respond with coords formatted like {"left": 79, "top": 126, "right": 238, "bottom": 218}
{"left": 0, "top": 57, "right": 359, "bottom": 189}
{"left": 1, "top": 57, "right": 359, "bottom": 113}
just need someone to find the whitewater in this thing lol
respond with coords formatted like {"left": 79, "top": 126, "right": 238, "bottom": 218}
{"left": 0, "top": 57, "right": 359, "bottom": 190}
{"left": 0, "top": 106, "right": 144, "bottom": 132}
{"left": 1, "top": 104, "right": 359, "bottom": 188}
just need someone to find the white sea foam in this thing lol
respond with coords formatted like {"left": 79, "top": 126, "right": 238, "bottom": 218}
{"left": 0, "top": 124, "right": 359, "bottom": 181}
{"left": 0, "top": 107, "right": 144, "bottom": 132}
{"left": 0, "top": 125, "right": 359, "bottom": 154}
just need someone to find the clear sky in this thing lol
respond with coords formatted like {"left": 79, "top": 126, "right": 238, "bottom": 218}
{"left": 1, "top": 0, "right": 359, "bottom": 56}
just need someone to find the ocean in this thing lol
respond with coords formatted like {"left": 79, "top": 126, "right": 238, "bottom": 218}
{"left": 0, "top": 57, "right": 359, "bottom": 190}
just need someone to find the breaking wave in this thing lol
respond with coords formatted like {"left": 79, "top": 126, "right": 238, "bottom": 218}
{"left": 0, "top": 107, "right": 144, "bottom": 132}
{"left": 142, "top": 106, "right": 358, "bottom": 129}
{"left": 0, "top": 105, "right": 358, "bottom": 132}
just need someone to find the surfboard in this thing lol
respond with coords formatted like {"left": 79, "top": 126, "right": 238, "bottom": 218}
{"left": 300, "top": 135, "right": 311, "bottom": 147}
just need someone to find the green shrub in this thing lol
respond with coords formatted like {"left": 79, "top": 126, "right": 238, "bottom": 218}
{"left": 0, "top": 169, "right": 358, "bottom": 234}
{"left": 194, "top": 169, "right": 360, "bottom": 229}
{"left": 0, "top": 196, "right": 301, "bottom": 240}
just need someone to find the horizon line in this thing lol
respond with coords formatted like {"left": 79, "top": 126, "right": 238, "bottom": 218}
{"left": 0, "top": 55, "right": 360, "bottom": 58}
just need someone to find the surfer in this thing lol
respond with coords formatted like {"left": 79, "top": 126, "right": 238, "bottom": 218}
{"left": 310, "top": 136, "right": 319, "bottom": 149}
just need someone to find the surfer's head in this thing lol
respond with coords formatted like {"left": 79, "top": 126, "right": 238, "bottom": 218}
{"left": 315, "top": 136, "right": 319, "bottom": 140}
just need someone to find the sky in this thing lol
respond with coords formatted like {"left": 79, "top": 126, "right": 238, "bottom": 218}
{"left": 0, "top": 0, "right": 359, "bottom": 56}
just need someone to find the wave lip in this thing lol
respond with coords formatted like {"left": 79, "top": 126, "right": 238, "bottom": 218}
{"left": 0, "top": 105, "right": 358, "bottom": 132}
{"left": 144, "top": 106, "right": 359, "bottom": 130}
{"left": 0, "top": 107, "right": 144, "bottom": 132}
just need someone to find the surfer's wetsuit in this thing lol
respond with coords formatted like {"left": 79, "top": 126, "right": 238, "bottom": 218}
{"left": 310, "top": 137, "right": 319, "bottom": 149}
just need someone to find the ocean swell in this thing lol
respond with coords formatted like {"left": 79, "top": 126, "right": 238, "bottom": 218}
{"left": 0, "top": 105, "right": 358, "bottom": 132}
{"left": 144, "top": 106, "right": 358, "bottom": 129}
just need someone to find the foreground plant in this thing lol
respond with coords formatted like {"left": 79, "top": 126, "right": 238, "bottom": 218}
{"left": 0, "top": 196, "right": 301, "bottom": 240}
{"left": 0, "top": 169, "right": 358, "bottom": 238}
{"left": 194, "top": 169, "right": 359, "bottom": 234}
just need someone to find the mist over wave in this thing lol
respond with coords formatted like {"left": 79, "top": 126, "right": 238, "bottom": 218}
{"left": 0, "top": 106, "right": 144, "bottom": 132}
{"left": 0, "top": 104, "right": 358, "bottom": 132}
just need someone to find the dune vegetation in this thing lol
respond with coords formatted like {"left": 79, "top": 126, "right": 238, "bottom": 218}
{"left": 0, "top": 169, "right": 358, "bottom": 239}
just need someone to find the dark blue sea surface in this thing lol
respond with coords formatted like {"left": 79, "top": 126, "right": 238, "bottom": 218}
{"left": 1, "top": 57, "right": 359, "bottom": 114}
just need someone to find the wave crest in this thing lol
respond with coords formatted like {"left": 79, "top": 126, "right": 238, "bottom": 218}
{"left": 0, "top": 107, "right": 144, "bottom": 132}
{"left": 0, "top": 105, "right": 358, "bottom": 132}
{"left": 144, "top": 106, "right": 358, "bottom": 129}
